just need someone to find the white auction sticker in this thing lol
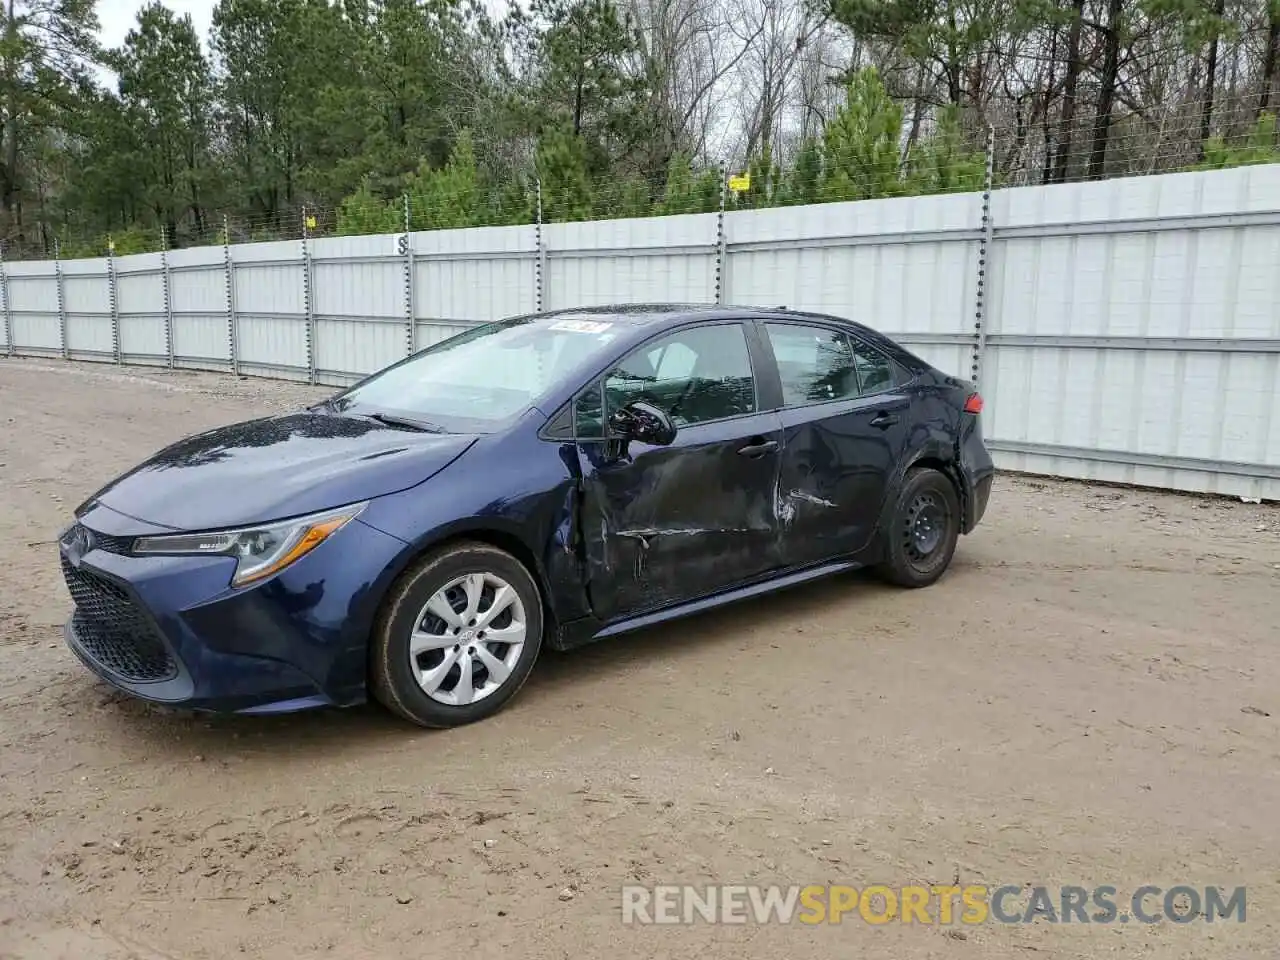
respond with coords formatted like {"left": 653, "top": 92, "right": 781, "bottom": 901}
{"left": 548, "top": 318, "right": 613, "bottom": 334}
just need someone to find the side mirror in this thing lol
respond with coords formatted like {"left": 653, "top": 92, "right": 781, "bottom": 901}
{"left": 608, "top": 400, "right": 677, "bottom": 446}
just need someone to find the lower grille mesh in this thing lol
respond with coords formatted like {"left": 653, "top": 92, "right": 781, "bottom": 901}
{"left": 61, "top": 557, "right": 177, "bottom": 683}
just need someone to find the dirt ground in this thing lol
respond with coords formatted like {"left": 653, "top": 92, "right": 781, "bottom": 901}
{"left": 0, "top": 357, "right": 1277, "bottom": 960}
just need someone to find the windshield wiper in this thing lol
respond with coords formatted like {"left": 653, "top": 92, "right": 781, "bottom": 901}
{"left": 362, "top": 411, "right": 445, "bottom": 433}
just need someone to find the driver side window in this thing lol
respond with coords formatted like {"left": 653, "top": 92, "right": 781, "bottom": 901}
{"left": 575, "top": 323, "right": 757, "bottom": 435}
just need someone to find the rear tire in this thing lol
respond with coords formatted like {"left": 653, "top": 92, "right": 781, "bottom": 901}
{"left": 875, "top": 467, "right": 961, "bottom": 588}
{"left": 370, "top": 542, "right": 544, "bottom": 728}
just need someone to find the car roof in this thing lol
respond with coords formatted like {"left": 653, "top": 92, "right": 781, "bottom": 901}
{"left": 515, "top": 303, "right": 935, "bottom": 419}
{"left": 531, "top": 303, "right": 878, "bottom": 336}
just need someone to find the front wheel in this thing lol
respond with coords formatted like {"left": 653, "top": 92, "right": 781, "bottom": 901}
{"left": 875, "top": 467, "right": 961, "bottom": 588}
{"left": 370, "top": 542, "right": 544, "bottom": 728}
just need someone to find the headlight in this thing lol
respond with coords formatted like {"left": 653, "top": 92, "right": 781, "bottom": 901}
{"left": 133, "top": 503, "right": 366, "bottom": 587}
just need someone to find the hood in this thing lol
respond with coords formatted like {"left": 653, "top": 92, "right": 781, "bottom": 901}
{"left": 87, "top": 411, "right": 478, "bottom": 531}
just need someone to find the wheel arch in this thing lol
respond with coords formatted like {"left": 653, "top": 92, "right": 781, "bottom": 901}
{"left": 906, "top": 453, "right": 967, "bottom": 515}
{"left": 873, "top": 441, "right": 969, "bottom": 550}
{"left": 363, "top": 519, "right": 563, "bottom": 665}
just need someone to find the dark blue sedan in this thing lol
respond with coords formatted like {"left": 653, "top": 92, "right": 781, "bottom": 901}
{"left": 58, "top": 305, "right": 994, "bottom": 727}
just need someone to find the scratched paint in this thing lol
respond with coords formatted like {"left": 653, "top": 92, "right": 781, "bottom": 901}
{"left": 772, "top": 481, "right": 836, "bottom": 524}
{"left": 787, "top": 490, "right": 837, "bottom": 509}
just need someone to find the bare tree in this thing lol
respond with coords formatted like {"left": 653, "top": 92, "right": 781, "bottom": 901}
{"left": 623, "top": 0, "right": 762, "bottom": 165}
{"left": 728, "top": 0, "right": 826, "bottom": 163}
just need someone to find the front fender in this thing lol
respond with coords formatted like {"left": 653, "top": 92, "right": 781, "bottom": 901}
{"left": 356, "top": 434, "right": 593, "bottom": 638}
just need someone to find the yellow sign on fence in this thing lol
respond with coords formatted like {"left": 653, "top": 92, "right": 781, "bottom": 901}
{"left": 728, "top": 173, "right": 751, "bottom": 192}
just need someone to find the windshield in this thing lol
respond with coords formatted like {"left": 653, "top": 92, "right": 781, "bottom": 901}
{"left": 333, "top": 315, "right": 622, "bottom": 430}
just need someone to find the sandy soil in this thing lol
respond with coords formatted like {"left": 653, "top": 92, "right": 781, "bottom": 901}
{"left": 0, "top": 357, "right": 1278, "bottom": 960}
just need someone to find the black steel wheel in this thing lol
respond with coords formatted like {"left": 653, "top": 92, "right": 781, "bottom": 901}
{"left": 876, "top": 467, "right": 961, "bottom": 588}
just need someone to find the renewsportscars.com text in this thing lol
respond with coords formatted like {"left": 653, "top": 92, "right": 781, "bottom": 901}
{"left": 620, "top": 884, "right": 1246, "bottom": 926}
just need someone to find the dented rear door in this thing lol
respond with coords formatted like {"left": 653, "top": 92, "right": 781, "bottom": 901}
{"left": 774, "top": 394, "right": 909, "bottom": 567}
{"left": 578, "top": 411, "right": 785, "bottom": 623}
{"left": 759, "top": 321, "right": 912, "bottom": 569}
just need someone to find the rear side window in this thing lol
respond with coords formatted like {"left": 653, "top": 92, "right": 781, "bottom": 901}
{"left": 850, "top": 340, "right": 895, "bottom": 395}
{"left": 764, "top": 323, "right": 859, "bottom": 407}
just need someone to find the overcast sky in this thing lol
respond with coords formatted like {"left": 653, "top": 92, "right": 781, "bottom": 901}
{"left": 96, "top": 0, "right": 512, "bottom": 62}
{"left": 98, "top": 0, "right": 215, "bottom": 52}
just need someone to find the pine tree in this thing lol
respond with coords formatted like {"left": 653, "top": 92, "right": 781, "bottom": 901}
{"left": 781, "top": 139, "right": 823, "bottom": 206}
{"left": 336, "top": 178, "right": 401, "bottom": 235}
{"left": 821, "top": 68, "right": 906, "bottom": 202}
{"left": 405, "top": 130, "right": 482, "bottom": 229}
{"left": 536, "top": 126, "right": 594, "bottom": 222}
{"left": 905, "top": 106, "right": 987, "bottom": 194}
{"left": 114, "top": 2, "right": 216, "bottom": 241}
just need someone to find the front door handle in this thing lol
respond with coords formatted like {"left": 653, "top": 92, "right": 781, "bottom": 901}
{"left": 737, "top": 438, "right": 779, "bottom": 458}
{"left": 869, "top": 412, "right": 899, "bottom": 429}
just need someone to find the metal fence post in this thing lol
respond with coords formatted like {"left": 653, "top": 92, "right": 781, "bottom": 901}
{"left": 223, "top": 215, "right": 239, "bottom": 375}
{"left": 302, "top": 207, "right": 316, "bottom": 383}
{"left": 107, "top": 239, "right": 121, "bottom": 363}
{"left": 55, "top": 238, "right": 67, "bottom": 360}
{"left": 714, "top": 166, "right": 728, "bottom": 304}
{"left": 970, "top": 126, "right": 996, "bottom": 387}
{"left": 535, "top": 177, "right": 545, "bottom": 313}
{"left": 402, "top": 194, "right": 415, "bottom": 357}
{"left": 0, "top": 242, "right": 12, "bottom": 357}
{"left": 160, "top": 226, "right": 174, "bottom": 369}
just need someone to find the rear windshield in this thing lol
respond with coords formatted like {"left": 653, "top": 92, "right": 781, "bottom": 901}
{"left": 335, "top": 315, "right": 622, "bottom": 429}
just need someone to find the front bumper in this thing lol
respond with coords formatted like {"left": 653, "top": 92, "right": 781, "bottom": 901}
{"left": 59, "top": 504, "right": 408, "bottom": 714}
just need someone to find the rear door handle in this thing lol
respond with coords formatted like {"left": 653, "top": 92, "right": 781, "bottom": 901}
{"left": 869, "top": 412, "right": 899, "bottom": 428}
{"left": 737, "top": 439, "right": 779, "bottom": 457}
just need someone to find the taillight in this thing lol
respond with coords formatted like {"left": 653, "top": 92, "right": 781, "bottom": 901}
{"left": 963, "top": 393, "right": 983, "bottom": 414}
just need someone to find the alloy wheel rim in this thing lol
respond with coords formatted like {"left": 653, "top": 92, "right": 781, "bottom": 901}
{"left": 409, "top": 572, "right": 526, "bottom": 706}
{"left": 903, "top": 492, "right": 947, "bottom": 565}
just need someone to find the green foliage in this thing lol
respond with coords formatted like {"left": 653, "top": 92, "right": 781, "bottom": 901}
{"left": 405, "top": 130, "right": 481, "bottom": 229}
{"left": 0, "top": 0, "right": 100, "bottom": 243}
{"left": 509, "top": 0, "right": 647, "bottom": 172}
{"left": 536, "top": 127, "right": 594, "bottom": 222}
{"left": 732, "top": 146, "right": 782, "bottom": 210}
{"left": 616, "top": 176, "right": 654, "bottom": 219}
{"left": 825, "top": 0, "right": 1008, "bottom": 105}
{"left": 490, "top": 178, "right": 534, "bottom": 226}
{"left": 1195, "top": 114, "right": 1280, "bottom": 169}
{"left": 905, "top": 106, "right": 988, "bottom": 194}
{"left": 110, "top": 3, "right": 216, "bottom": 238}
{"left": 57, "top": 225, "right": 157, "bottom": 259}
{"left": 658, "top": 153, "right": 719, "bottom": 215}
{"left": 592, "top": 173, "right": 652, "bottom": 220}
{"left": 1140, "top": 0, "right": 1238, "bottom": 50}
{"left": 336, "top": 179, "right": 401, "bottom": 236}
{"left": 110, "top": 226, "right": 163, "bottom": 255}
{"left": 821, "top": 68, "right": 907, "bottom": 201}
{"left": 8, "top": 0, "right": 1279, "bottom": 255}
{"left": 779, "top": 139, "right": 824, "bottom": 206}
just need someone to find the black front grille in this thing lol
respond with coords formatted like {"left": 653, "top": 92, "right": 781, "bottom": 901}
{"left": 60, "top": 524, "right": 135, "bottom": 556}
{"left": 61, "top": 556, "right": 177, "bottom": 683}
{"left": 89, "top": 531, "right": 136, "bottom": 555}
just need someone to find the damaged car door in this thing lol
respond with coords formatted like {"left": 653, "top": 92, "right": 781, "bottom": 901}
{"left": 574, "top": 321, "right": 784, "bottom": 622}
{"left": 761, "top": 321, "right": 911, "bottom": 569}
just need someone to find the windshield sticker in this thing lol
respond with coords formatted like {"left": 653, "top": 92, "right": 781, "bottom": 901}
{"left": 549, "top": 319, "right": 613, "bottom": 334}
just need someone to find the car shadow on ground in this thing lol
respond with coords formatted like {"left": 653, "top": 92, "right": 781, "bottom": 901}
{"left": 75, "top": 558, "right": 983, "bottom": 762}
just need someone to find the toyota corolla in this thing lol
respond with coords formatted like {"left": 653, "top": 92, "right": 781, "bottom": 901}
{"left": 58, "top": 305, "right": 993, "bottom": 728}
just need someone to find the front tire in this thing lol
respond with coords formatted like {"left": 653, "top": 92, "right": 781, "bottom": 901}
{"left": 875, "top": 467, "right": 961, "bottom": 588}
{"left": 370, "top": 542, "right": 544, "bottom": 728}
